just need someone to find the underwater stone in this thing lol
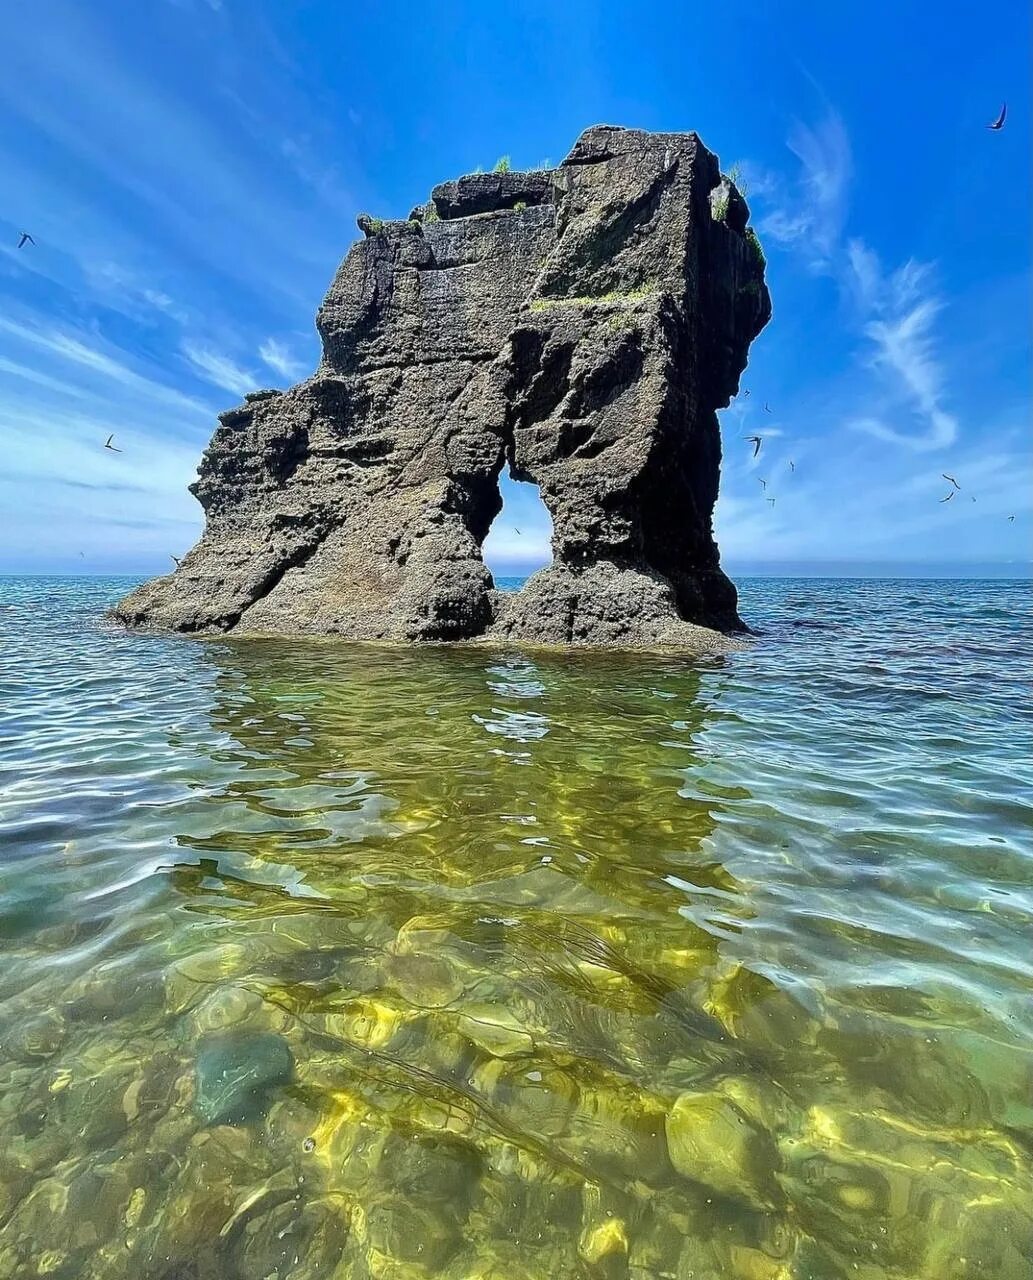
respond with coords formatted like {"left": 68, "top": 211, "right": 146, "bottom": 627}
{"left": 112, "top": 125, "right": 769, "bottom": 648}
{"left": 191, "top": 986, "right": 264, "bottom": 1034}
{"left": 385, "top": 950, "right": 466, "bottom": 1008}
{"left": 665, "top": 1089, "right": 781, "bottom": 1207}
{"left": 193, "top": 1029, "right": 294, "bottom": 1126}
{"left": 237, "top": 1193, "right": 351, "bottom": 1280}
{"left": 778, "top": 1104, "right": 1033, "bottom": 1274}
{"left": 459, "top": 1004, "right": 536, "bottom": 1058}
{"left": 6, "top": 1012, "right": 66, "bottom": 1062}
{"left": 362, "top": 1198, "right": 461, "bottom": 1270}
{"left": 564, "top": 1083, "right": 671, "bottom": 1186}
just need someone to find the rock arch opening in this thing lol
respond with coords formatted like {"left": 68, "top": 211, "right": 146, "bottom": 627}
{"left": 483, "top": 465, "right": 553, "bottom": 587}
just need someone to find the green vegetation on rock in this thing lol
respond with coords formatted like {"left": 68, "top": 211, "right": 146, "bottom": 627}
{"left": 529, "top": 284, "right": 658, "bottom": 313}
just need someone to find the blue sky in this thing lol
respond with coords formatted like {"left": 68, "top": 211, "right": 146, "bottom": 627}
{"left": 1, "top": 0, "right": 1029, "bottom": 578}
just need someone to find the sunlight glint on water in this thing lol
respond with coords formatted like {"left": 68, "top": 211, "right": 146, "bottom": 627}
{"left": 1, "top": 576, "right": 1031, "bottom": 1279}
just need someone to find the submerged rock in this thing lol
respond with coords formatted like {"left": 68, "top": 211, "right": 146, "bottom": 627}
{"left": 193, "top": 1030, "right": 294, "bottom": 1126}
{"left": 665, "top": 1088, "right": 781, "bottom": 1208}
{"left": 113, "top": 125, "right": 769, "bottom": 649}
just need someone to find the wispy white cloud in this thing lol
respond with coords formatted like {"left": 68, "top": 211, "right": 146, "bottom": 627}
{"left": 847, "top": 252, "right": 958, "bottom": 451}
{"left": 278, "top": 136, "right": 350, "bottom": 205}
{"left": 84, "top": 260, "right": 190, "bottom": 324}
{"left": 259, "top": 338, "right": 304, "bottom": 381}
{"left": 754, "top": 109, "right": 959, "bottom": 452}
{"left": 717, "top": 430, "right": 1030, "bottom": 562}
{"left": 0, "top": 355, "right": 87, "bottom": 398}
{"left": 181, "top": 341, "right": 255, "bottom": 397}
{"left": 0, "top": 316, "right": 211, "bottom": 416}
{"left": 756, "top": 112, "right": 852, "bottom": 268}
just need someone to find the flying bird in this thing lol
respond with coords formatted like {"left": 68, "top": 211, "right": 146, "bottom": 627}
{"left": 514, "top": 528, "right": 522, "bottom": 535}
{"left": 170, "top": 554, "right": 181, "bottom": 566}
{"left": 763, "top": 402, "right": 772, "bottom": 414}
{"left": 743, "top": 389, "right": 751, "bottom": 397}
{"left": 942, "top": 473, "right": 960, "bottom": 490}
{"left": 940, "top": 490, "right": 955, "bottom": 503}
{"left": 17, "top": 232, "right": 35, "bottom": 249}
{"left": 789, "top": 460, "right": 795, "bottom": 472}
{"left": 745, "top": 435, "right": 762, "bottom": 457}
{"left": 104, "top": 434, "right": 122, "bottom": 452}
{"left": 767, "top": 497, "right": 776, "bottom": 506}
{"left": 988, "top": 103, "right": 1007, "bottom": 131}
{"left": 1008, "top": 515, "right": 1015, "bottom": 522}
{"left": 758, "top": 477, "right": 767, "bottom": 489}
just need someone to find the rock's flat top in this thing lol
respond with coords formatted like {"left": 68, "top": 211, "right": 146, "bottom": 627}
{"left": 113, "top": 125, "right": 770, "bottom": 648}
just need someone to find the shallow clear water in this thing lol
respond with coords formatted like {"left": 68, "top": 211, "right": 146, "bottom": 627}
{"left": 1, "top": 575, "right": 1032, "bottom": 1280}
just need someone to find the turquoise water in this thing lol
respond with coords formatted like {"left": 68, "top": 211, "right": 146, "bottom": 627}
{"left": 1, "top": 575, "right": 1031, "bottom": 1279}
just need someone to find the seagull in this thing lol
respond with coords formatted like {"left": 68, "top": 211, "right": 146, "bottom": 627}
{"left": 942, "top": 473, "right": 960, "bottom": 490}
{"left": 988, "top": 103, "right": 1007, "bottom": 131}
{"left": 940, "top": 490, "right": 955, "bottom": 503}
{"left": 171, "top": 554, "right": 181, "bottom": 566}
{"left": 1008, "top": 515, "right": 1015, "bottom": 522}
{"left": 758, "top": 477, "right": 767, "bottom": 489}
{"left": 789, "top": 460, "right": 795, "bottom": 472}
{"left": 104, "top": 434, "right": 122, "bottom": 452}
{"left": 767, "top": 497, "right": 776, "bottom": 506}
{"left": 745, "top": 435, "right": 762, "bottom": 457}
{"left": 743, "top": 389, "right": 751, "bottom": 397}
{"left": 763, "top": 402, "right": 772, "bottom": 414}
{"left": 17, "top": 232, "right": 35, "bottom": 249}
{"left": 514, "top": 528, "right": 522, "bottom": 535}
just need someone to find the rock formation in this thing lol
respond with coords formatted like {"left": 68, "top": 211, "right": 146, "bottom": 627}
{"left": 114, "top": 125, "right": 770, "bottom": 648}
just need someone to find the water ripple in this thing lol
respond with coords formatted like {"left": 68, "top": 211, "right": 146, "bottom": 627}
{"left": 1, "top": 575, "right": 1032, "bottom": 1278}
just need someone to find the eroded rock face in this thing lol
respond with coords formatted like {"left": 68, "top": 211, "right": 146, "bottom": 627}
{"left": 114, "top": 125, "right": 770, "bottom": 646}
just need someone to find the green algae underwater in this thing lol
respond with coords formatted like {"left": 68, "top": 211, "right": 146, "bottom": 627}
{"left": 1, "top": 576, "right": 1032, "bottom": 1279}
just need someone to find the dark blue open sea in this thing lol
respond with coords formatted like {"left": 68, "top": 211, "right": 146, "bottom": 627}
{"left": 1, "top": 575, "right": 1032, "bottom": 1279}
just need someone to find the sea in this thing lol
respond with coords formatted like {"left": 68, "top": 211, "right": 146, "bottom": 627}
{"left": 1, "top": 574, "right": 1031, "bottom": 1279}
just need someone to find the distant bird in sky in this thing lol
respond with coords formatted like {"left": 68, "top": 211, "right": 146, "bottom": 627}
{"left": 763, "top": 402, "right": 772, "bottom": 414}
{"left": 170, "top": 554, "right": 181, "bottom": 566}
{"left": 743, "top": 389, "right": 750, "bottom": 397}
{"left": 767, "top": 497, "right": 776, "bottom": 506}
{"left": 1008, "top": 515, "right": 1015, "bottom": 522}
{"left": 940, "top": 490, "right": 955, "bottom": 503}
{"left": 514, "top": 528, "right": 522, "bottom": 535}
{"left": 104, "top": 434, "right": 122, "bottom": 452}
{"left": 79, "top": 551, "right": 85, "bottom": 558}
{"left": 987, "top": 103, "right": 1007, "bottom": 131}
{"left": 758, "top": 477, "right": 767, "bottom": 489}
{"left": 942, "top": 473, "right": 960, "bottom": 490}
{"left": 789, "top": 460, "right": 795, "bottom": 472}
{"left": 17, "top": 231, "right": 34, "bottom": 249}
{"left": 745, "top": 435, "right": 762, "bottom": 457}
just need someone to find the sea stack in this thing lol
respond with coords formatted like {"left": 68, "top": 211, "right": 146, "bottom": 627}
{"left": 114, "top": 126, "right": 770, "bottom": 647}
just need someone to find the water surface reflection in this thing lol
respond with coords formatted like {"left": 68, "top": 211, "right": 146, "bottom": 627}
{"left": 1, "top": 578, "right": 1031, "bottom": 1278}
